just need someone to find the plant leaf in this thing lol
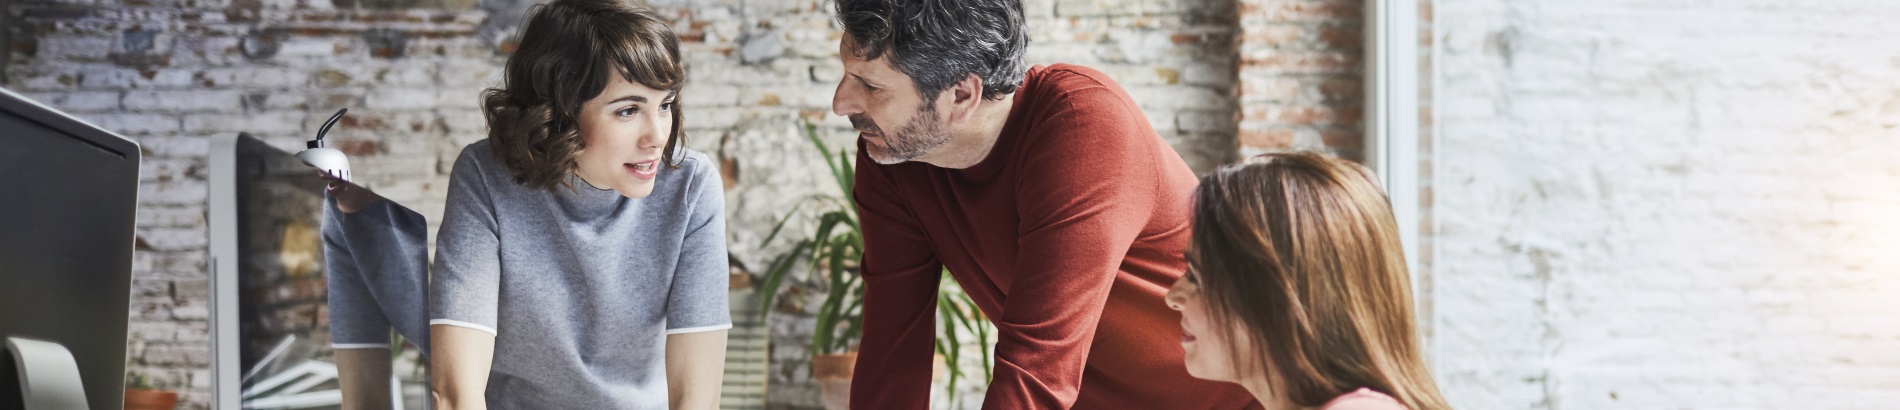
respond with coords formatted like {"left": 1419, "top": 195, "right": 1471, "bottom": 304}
{"left": 834, "top": 147, "right": 854, "bottom": 200}
{"left": 758, "top": 201, "right": 806, "bottom": 248}
{"left": 755, "top": 240, "right": 811, "bottom": 320}
{"left": 937, "top": 294, "right": 966, "bottom": 405}
{"left": 966, "top": 293, "right": 994, "bottom": 381}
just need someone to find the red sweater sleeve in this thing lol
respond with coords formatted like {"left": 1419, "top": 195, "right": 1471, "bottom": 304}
{"left": 849, "top": 144, "right": 943, "bottom": 409}
{"left": 982, "top": 87, "right": 1162, "bottom": 409}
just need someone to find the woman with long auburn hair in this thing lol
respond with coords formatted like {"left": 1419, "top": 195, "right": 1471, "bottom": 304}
{"left": 1165, "top": 151, "right": 1451, "bottom": 410}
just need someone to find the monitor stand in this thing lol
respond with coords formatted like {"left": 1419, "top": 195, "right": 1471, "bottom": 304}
{"left": 3, "top": 337, "right": 90, "bottom": 410}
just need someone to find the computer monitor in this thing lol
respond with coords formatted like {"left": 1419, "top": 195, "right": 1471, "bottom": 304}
{"left": 208, "top": 133, "right": 430, "bottom": 410}
{"left": 208, "top": 133, "right": 330, "bottom": 410}
{"left": 0, "top": 87, "right": 140, "bottom": 410}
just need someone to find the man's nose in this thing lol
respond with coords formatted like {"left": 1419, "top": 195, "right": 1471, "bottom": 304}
{"left": 831, "top": 79, "right": 859, "bottom": 118}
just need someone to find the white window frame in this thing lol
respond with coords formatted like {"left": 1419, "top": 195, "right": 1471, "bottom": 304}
{"left": 1366, "top": 0, "right": 1425, "bottom": 304}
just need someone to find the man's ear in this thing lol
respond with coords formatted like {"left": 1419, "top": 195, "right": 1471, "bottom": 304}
{"left": 946, "top": 73, "right": 985, "bottom": 124}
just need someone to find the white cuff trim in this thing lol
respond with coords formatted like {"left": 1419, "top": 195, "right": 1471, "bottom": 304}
{"left": 665, "top": 323, "right": 734, "bottom": 335}
{"left": 331, "top": 343, "right": 390, "bottom": 350}
{"left": 430, "top": 319, "right": 498, "bottom": 336}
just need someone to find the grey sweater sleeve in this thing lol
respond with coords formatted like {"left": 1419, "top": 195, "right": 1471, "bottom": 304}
{"left": 665, "top": 155, "right": 733, "bottom": 334}
{"left": 429, "top": 148, "right": 503, "bottom": 335}
{"left": 322, "top": 193, "right": 431, "bottom": 352}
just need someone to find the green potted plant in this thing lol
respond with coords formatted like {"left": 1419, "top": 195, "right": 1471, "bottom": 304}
{"left": 123, "top": 371, "right": 178, "bottom": 410}
{"left": 758, "top": 120, "right": 993, "bottom": 409}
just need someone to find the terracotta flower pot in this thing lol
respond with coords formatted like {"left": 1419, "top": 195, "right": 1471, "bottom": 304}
{"left": 123, "top": 388, "right": 178, "bottom": 410}
{"left": 810, "top": 352, "right": 948, "bottom": 410}
{"left": 811, "top": 352, "right": 857, "bottom": 410}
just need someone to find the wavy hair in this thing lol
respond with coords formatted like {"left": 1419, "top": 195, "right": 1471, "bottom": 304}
{"left": 481, "top": 0, "right": 686, "bottom": 190}
{"left": 834, "top": 0, "right": 1028, "bottom": 102}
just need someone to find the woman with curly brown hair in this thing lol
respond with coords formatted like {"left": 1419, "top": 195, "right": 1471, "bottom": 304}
{"left": 425, "top": 0, "right": 729, "bottom": 408}
{"left": 1167, "top": 152, "right": 1451, "bottom": 410}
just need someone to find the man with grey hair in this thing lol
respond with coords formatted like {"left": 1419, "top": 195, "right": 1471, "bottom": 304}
{"left": 831, "top": 0, "right": 1261, "bottom": 408}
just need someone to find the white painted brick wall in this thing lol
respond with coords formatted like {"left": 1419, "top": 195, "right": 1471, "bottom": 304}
{"left": 1431, "top": 0, "right": 1900, "bottom": 408}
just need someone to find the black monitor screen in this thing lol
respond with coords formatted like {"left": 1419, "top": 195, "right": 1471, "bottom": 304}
{"left": 227, "top": 135, "right": 331, "bottom": 382}
{"left": 0, "top": 89, "right": 140, "bottom": 410}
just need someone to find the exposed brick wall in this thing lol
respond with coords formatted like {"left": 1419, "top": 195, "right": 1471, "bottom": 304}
{"left": 1031, "top": 0, "right": 1244, "bottom": 172}
{"left": 3, "top": 0, "right": 1366, "bottom": 408}
{"left": 1430, "top": 0, "right": 1900, "bottom": 408}
{"left": 6, "top": 0, "right": 493, "bottom": 406}
{"left": 1235, "top": 0, "right": 1364, "bottom": 161}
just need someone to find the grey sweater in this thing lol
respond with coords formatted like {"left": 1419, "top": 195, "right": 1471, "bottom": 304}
{"left": 427, "top": 140, "right": 732, "bottom": 408}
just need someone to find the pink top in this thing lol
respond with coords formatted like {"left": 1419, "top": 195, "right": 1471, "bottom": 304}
{"left": 1319, "top": 388, "right": 1409, "bottom": 410}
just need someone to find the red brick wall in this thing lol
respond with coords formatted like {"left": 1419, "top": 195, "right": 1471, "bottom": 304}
{"left": 1236, "top": 0, "right": 1365, "bottom": 161}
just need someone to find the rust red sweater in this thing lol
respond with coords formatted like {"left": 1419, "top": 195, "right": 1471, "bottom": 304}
{"left": 850, "top": 64, "right": 1260, "bottom": 409}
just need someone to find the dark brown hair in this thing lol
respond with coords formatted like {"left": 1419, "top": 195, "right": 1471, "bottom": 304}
{"left": 1190, "top": 151, "right": 1450, "bottom": 410}
{"left": 481, "top": 0, "right": 685, "bottom": 190}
